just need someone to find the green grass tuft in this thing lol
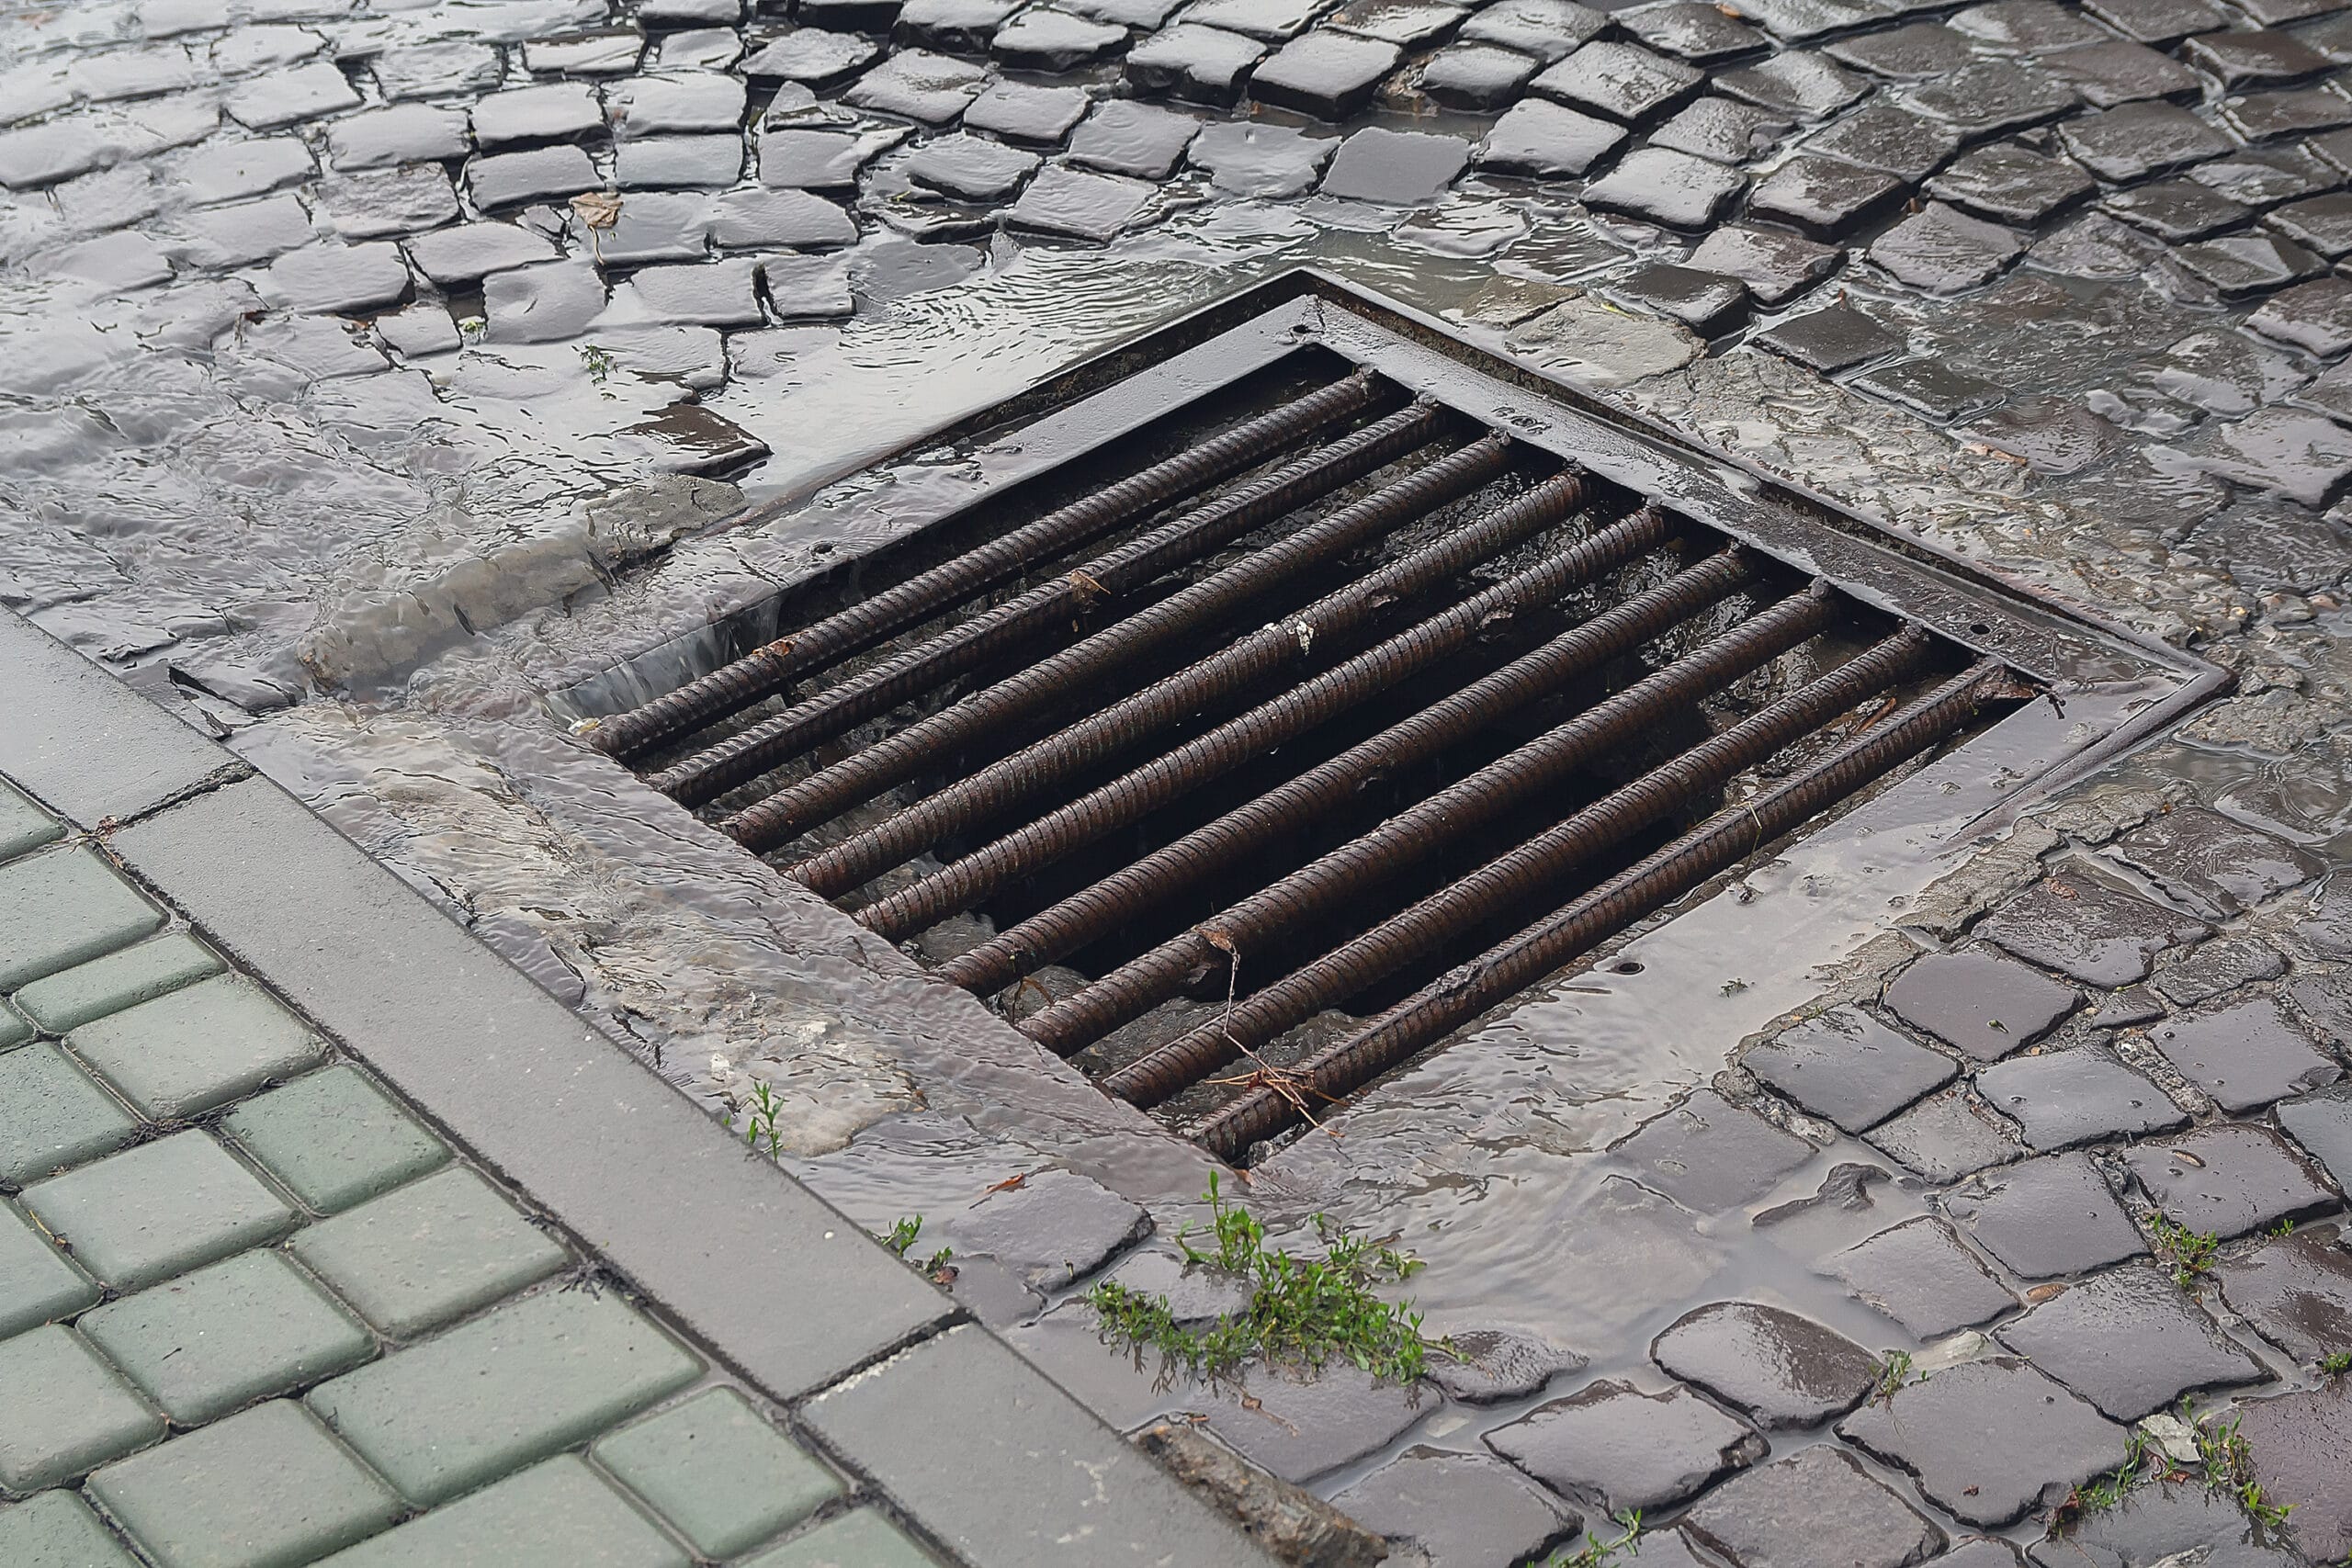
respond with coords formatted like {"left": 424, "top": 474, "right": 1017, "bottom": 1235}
{"left": 1085, "top": 1172, "right": 1434, "bottom": 1384}
{"left": 2148, "top": 1213, "right": 2221, "bottom": 1290}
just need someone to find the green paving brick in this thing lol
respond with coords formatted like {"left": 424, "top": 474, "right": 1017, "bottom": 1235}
{"left": 221, "top": 1066, "right": 447, "bottom": 1215}
{"left": 0, "top": 1489, "right": 142, "bottom": 1568}
{"left": 0, "top": 1325, "right": 165, "bottom": 1492}
{"left": 80, "top": 1249, "right": 376, "bottom": 1424}
{"left": 593, "top": 1388, "right": 842, "bottom": 1557}
{"left": 0, "top": 999, "right": 30, "bottom": 1049}
{"left": 16, "top": 932, "right": 224, "bottom": 1034}
{"left": 20, "top": 1131, "right": 298, "bottom": 1292}
{"left": 741, "top": 1508, "right": 938, "bottom": 1568}
{"left": 289, "top": 1165, "right": 567, "bottom": 1337}
{"left": 0, "top": 1198, "right": 99, "bottom": 1339}
{"left": 70, "top": 974, "right": 325, "bottom": 1122}
{"left": 307, "top": 1287, "right": 702, "bottom": 1506}
{"left": 0, "top": 1043, "right": 138, "bottom": 1186}
{"left": 0, "top": 778, "right": 62, "bottom": 864}
{"left": 318, "top": 1455, "right": 689, "bottom": 1568}
{"left": 88, "top": 1399, "right": 402, "bottom": 1568}
{"left": 0, "top": 847, "right": 163, "bottom": 992}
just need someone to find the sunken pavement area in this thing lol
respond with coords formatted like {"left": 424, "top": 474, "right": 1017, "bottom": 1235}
{"left": 13, "top": 0, "right": 2352, "bottom": 1562}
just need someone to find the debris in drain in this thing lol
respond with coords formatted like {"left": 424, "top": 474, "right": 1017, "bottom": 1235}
{"left": 571, "top": 278, "right": 2208, "bottom": 1157}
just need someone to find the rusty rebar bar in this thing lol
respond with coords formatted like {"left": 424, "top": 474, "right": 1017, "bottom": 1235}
{"left": 775, "top": 433, "right": 1514, "bottom": 885}
{"left": 729, "top": 463, "right": 1595, "bottom": 858}
{"left": 1020, "top": 581, "right": 1838, "bottom": 1061}
{"left": 938, "top": 546, "right": 1756, "bottom": 999}
{"left": 852, "top": 479, "right": 1640, "bottom": 940}
{"left": 588, "top": 369, "right": 1387, "bottom": 761}
{"left": 662, "top": 400, "right": 1450, "bottom": 807}
{"left": 1190, "top": 658, "right": 2005, "bottom": 1157}
{"left": 1107, "top": 624, "right": 1934, "bottom": 1109}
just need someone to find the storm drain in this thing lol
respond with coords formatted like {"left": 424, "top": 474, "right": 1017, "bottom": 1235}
{"left": 566, "top": 274, "right": 2216, "bottom": 1161}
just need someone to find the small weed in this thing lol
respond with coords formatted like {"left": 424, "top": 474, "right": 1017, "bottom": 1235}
{"left": 922, "top": 1247, "right": 954, "bottom": 1277}
{"left": 739, "top": 1081, "right": 784, "bottom": 1157}
{"left": 2148, "top": 1214, "right": 2221, "bottom": 1289}
{"left": 2320, "top": 1350, "right": 2351, "bottom": 1377}
{"left": 1871, "top": 1350, "right": 1914, "bottom": 1406}
{"left": 579, "top": 343, "right": 617, "bottom": 382}
{"left": 457, "top": 315, "right": 485, "bottom": 343}
{"left": 2056, "top": 1427, "right": 2172, "bottom": 1529}
{"left": 1720, "top": 977, "right": 1748, "bottom": 995}
{"left": 879, "top": 1216, "right": 923, "bottom": 1257}
{"left": 2192, "top": 1404, "right": 2294, "bottom": 1532}
{"left": 2271, "top": 1218, "right": 2298, "bottom": 1238}
{"left": 1548, "top": 1511, "right": 1643, "bottom": 1567}
{"left": 1087, "top": 1172, "right": 1435, "bottom": 1383}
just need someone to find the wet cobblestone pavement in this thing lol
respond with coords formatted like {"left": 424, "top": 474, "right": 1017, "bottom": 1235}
{"left": 13, "top": 0, "right": 2352, "bottom": 1560}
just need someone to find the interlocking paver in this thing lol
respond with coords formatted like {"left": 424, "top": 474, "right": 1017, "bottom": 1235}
{"left": 0, "top": 848, "right": 163, "bottom": 993}
{"left": 0, "top": 1043, "right": 139, "bottom": 1186}
{"left": 220, "top": 1065, "right": 447, "bottom": 1214}
{"left": 11, "top": 931, "right": 222, "bottom": 1034}
{"left": 0, "top": 1490, "right": 141, "bottom": 1568}
{"left": 80, "top": 1249, "right": 375, "bottom": 1424}
{"left": 69, "top": 973, "right": 324, "bottom": 1122}
{"left": 19, "top": 1131, "right": 298, "bottom": 1292}
{"left": 0, "top": 1199, "right": 97, "bottom": 1339}
{"left": 0, "top": 1325, "right": 165, "bottom": 1492}
{"left": 0, "top": 779, "right": 61, "bottom": 863}
{"left": 591, "top": 1388, "right": 842, "bottom": 1557}
{"left": 741, "top": 1508, "right": 939, "bottom": 1568}
{"left": 319, "top": 1455, "right": 686, "bottom": 1568}
{"left": 289, "top": 1165, "right": 568, "bottom": 1337}
{"left": 88, "top": 1400, "right": 401, "bottom": 1568}
{"left": 307, "top": 1287, "right": 701, "bottom": 1505}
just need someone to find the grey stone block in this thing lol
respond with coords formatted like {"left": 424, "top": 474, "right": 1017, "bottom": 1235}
{"left": 0, "top": 611, "right": 241, "bottom": 829}
{"left": 804, "top": 1325, "right": 1274, "bottom": 1566}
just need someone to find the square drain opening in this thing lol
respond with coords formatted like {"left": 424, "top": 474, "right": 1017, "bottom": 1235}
{"left": 560, "top": 273, "right": 2219, "bottom": 1162}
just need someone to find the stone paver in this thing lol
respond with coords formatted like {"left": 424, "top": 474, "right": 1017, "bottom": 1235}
{"left": 1838, "top": 1357, "right": 2131, "bottom": 1528}
{"left": 2145, "top": 998, "right": 2344, "bottom": 1111}
{"left": 741, "top": 1509, "right": 938, "bottom": 1568}
{"left": 1944, "top": 1152, "right": 2147, "bottom": 1280}
{"left": 2122, "top": 1122, "right": 2340, "bottom": 1238}
{"left": 0, "top": 1491, "right": 141, "bottom": 1568}
{"left": 0, "top": 849, "right": 163, "bottom": 993}
{"left": 69, "top": 973, "right": 325, "bottom": 1122}
{"left": 2213, "top": 1223, "right": 2352, "bottom": 1364}
{"left": 306, "top": 1287, "right": 701, "bottom": 1506}
{"left": 2235, "top": 1378, "right": 2352, "bottom": 1562}
{"left": 1831, "top": 1216, "right": 2020, "bottom": 1337}
{"left": 0, "top": 1325, "right": 165, "bottom": 1492}
{"left": 1976, "top": 874, "right": 2212, "bottom": 987}
{"left": 591, "top": 1388, "right": 842, "bottom": 1558}
{"left": 1330, "top": 1446, "right": 1579, "bottom": 1567}
{"left": 1975, "top": 1047, "right": 2186, "bottom": 1151}
{"left": 289, "top": 1165, "right": 569, "bottom": 1337}
{"left": 220, "top": 1065, "right": 449, "bottom": 1214}
{"left": 2023, "top": 1482, "right": 2305, "bottom": 1566}
{"left": 1648, "top": 1301, "right": 1878, "bottom": 1427}
{"left": 89, "top": 1401, "right": 402, "bottom": 1568}
{"left": 1679, "top": 1445, "right": 1945, "bottom": 1568}
{"left": 12, "top": 932, "right": 221, "bottom": 1033}
{"left": 19, "top": 1131, "right": 297, "bottom": 1292}
{"left": 0, "top": 1043, "right": 139, "bottom": 1187}
{"left": 1994, "top": 1262, "right": 2268, "bottom": 1417}
{"left": 1610, "top": 1089, "right": 1816, "bottom": 1213}
{"left": 1484, "top": 1379, "right": 1765, "bottom": 1515}
{"left": 1743, "top": 1008, "right": 1957, "bottom": 1132}
{"left": 1883, "top": 947, "right": 2080, "bottom": 1061}
{"left": 79, "top": 1249, "right": 375, "bottom": 1425}
{"left": 0, "top": 1200, "right": 97, "bottom": 1339}
{"left": 318, "top": 1455, "right": 685, "bottom": 1568}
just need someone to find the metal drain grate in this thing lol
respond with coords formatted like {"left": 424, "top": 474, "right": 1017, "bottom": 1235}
{"left": 567, "top": 274, "right": 2220, "bottom": 1161}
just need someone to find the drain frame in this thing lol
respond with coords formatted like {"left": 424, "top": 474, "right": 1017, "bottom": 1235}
{"left": 553, "top": 270, "right": 2225, "bottom": 1155}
